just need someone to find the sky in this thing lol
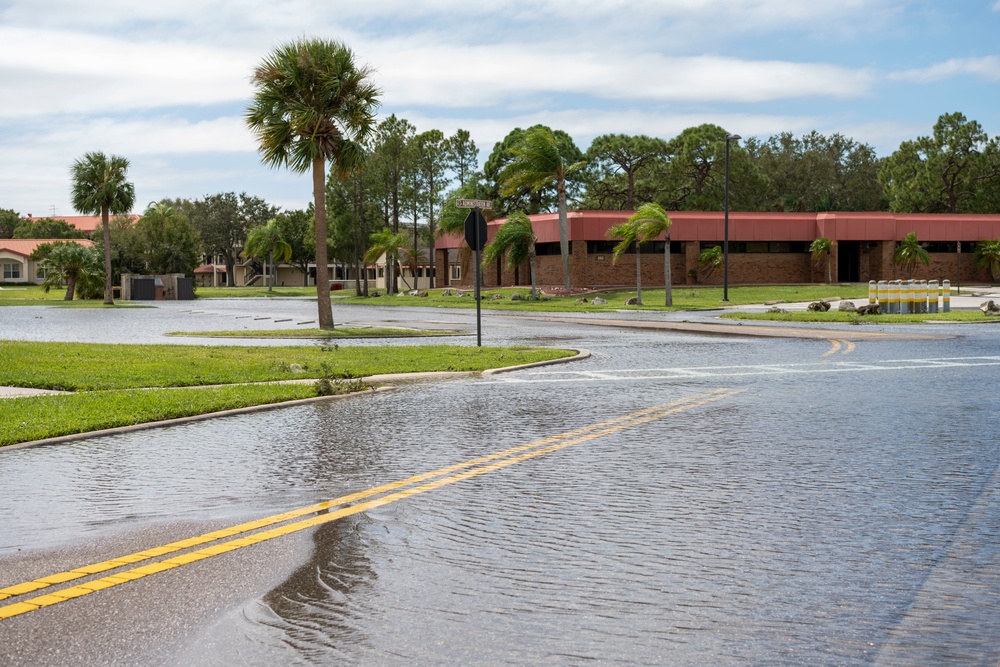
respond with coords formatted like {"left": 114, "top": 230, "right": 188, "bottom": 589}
{"left": 1, "top": 0, "right": 999, "bottom": 217}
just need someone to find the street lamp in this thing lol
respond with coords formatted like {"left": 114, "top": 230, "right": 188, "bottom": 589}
{"left": 722, "top": 133, "right": 741, "bottom": 302}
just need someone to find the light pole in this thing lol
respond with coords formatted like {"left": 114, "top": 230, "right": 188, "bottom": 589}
{"left": 722, "top": 133, "right": 741, "bottom": 302}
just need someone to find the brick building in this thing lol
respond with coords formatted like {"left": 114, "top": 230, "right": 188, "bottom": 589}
{"left": 435, "top": 211, "right": 1000, "bottom": 288}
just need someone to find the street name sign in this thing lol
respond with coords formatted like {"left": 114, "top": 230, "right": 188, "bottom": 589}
{"left": 456, "top": 199, "right": 493, "bottom": 210}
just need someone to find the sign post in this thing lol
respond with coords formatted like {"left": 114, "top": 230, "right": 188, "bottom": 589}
{"left": 458, "top": 200, "right": 492, "bottom": 347}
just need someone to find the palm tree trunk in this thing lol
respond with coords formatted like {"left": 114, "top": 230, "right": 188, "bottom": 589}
{"left": 635, "top": 243, "right": 643, "bottom": 305}
{"left": 268, "top": 249, "right": 274, "bottom": 292}
{"left": 313, "top": 156, "right": 334, "bottom": 329}
{"left": 101, "top": 205, "right": 113, "bottom": 304}
{"left": 557, "top": 178, "right": 571, "bottom": 290}
{"left": 64, "top": 277, "right": 75, "bottom": 301}
{"left": 529, "top": 250, "right": 538, "bottom": 300}
{"left": 663, "top": 233, "right": 673, "bottom": 307}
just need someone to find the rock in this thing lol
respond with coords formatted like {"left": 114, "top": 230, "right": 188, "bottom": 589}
{"left": 490, "top": 293, "right": 505, "bottom": 300}
{"left": 510, "top": 293, "right": 523, "bottom": 301}
{"left": 408, "top": 290, "right": 419, "bottom": 296}
{"left": 455, "top": 290, "right": 465, "bottom": 297}
{"left": 624, "top": 297, "right": 639, "bottom": 305}
{"left": 980, "top": 300, "right": 1000, "bottom": 316}
{"left": 370, "top": 290, "right": 381, "bottom": 297}
{"left": 764, "top": 300, "right": 785, "bottom": 306}
{"left": 766, "top": 306, "right": 789, "bottom": 314}
{"left": 576, "top": 297, "right": 589, "bottom": 303}
{"left": 592, "top": 297, "right": 608, "bottom": 305}
{"left": 838, "top": 300, "right": 857, "bottom": 312}
{"left": 289, "top": 363, "right": 306, "bottom": 373}
{"left": 807, "top": 301, "right": 831, "bottom": 312}
{"left": 397, "top": 291, "right": 406, "bottom": 297}
{"left": 855, "top": 303, "right": 881, "bottom": 315}
{"left": 442, "top": 289, "right": 452, "bottom": 296}
{"left": 416, "top": 290, "right": 429, "bottom": 297}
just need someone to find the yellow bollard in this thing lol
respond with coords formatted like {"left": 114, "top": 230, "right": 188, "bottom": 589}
{"left": 943, "top": 279, "right": 951, "bottom": 313}
{"left": 928, "top": 279, "right": 938, "bottom": 313}
{"left": 869, "top": 281, "right": 877, "bottom": 306}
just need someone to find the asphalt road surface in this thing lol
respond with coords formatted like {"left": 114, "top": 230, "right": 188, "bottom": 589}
{"left": 2, "top": 300, "right": 999, "bottom": 665}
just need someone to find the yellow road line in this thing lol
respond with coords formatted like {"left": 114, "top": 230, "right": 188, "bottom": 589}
{"left": 0, "top": 388, "right": 742, "bottom": 620}
{"left": 0, "top": 389, "right": 727, "bottom": 603}
{"left": 822, "top": 339, "right": 857, "bottom": 358}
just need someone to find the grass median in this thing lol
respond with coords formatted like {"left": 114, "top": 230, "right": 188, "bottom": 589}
{"left": 0, "top": 341, "right": 575, "bottom": 447}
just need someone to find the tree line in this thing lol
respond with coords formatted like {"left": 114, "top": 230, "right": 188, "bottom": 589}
{"left": 3, "top": 35, "right": 999, "bottom": 323}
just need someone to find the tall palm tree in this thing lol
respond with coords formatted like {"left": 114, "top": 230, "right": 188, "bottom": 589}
{"left": 606, "top": 218, "right": 644, "bottom": 305}
{"left": 810, "top": 237, "right": 833, "bottom": 284}
{"left": 631, "top": 203, "right": 674, "bottom": 306}
{"left": 501, "top": 127, "right": 586, "bottom": 291}
{"left": 246, "top": 38, "right": 380, "bottom": 329}
{"left": 894, "top": 231, "right": 930, "bottom": 278}
{"left": 245, "top": 218, "right": 293, "bottom": 291}
{"left": 70, "top": 152, "right": 135, "bottom": 304}
{"left": 483, "top": 211, "right": 539, "bottom": 300}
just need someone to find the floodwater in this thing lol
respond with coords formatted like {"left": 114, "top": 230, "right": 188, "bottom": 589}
{"left": 2, "top": 301, "right": 1000, "bottom": 665}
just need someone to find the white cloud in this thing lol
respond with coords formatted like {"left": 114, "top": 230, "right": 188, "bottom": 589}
{"left": 890, "top": 56, "right": 1000, "bottom": 82}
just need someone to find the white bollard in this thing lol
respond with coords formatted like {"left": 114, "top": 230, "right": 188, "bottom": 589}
{"left": 900, "top": 280, "right": 911, "bottom": 315}
{"left": 869, "top": 281, "right": 877, "bottom": 306}
{"left": 943, "top": 279, "right": 951, "bottom": 313}
{"left": 928, "top": 279, "right": 938, "bottom": 313}
{"left": 878, "top": 280, "right": 888, "bottom": 312}
{"left": 889, "top": 280, "right": 900, "bottom": 314}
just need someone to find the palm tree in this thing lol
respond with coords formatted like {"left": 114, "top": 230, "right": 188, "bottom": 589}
{"left": 631, "top": 203, "right": 673, "bottom": 306}
{"left": 894, "top": 231, "right": 930, "bottom": 278}
{"left": 500, "top": 127, "right": 586, "bottom": 291}
{"left": 246, "top": 38, "right": 380, "bottom": 329}
{"left": 698, "top": 245, "right": 723, "bottom": 281}
{"left": 70, "top": 152, "right": 135, "bottom": 304}
{"left": 810, "top": 237, "right": 833, "bottom": 284}
{"left": 606, "top": 218, "right": 644, "bottom": 305}
{"left": 974, "top": 238, "right": 1000, "bottom": 281}
{"left": 483, "top": 211, "right": 539, "bottom": 300}
{"left": 364, "top": 229, "right": 422, "bottom": 291}
{"left": 245, "top": 218, "right": 293, "bottom": 292}
{"left": 38, "top": 242, "right": 102, "bottom": 301}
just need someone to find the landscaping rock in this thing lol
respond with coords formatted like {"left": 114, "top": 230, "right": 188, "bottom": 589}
{"left": 455, "top": 290, "right": 465, "bottom": 297}
{"left": 624, "top": 297, "right": 639, "bottom": 305}
{"left": 510, "top": 293, "right": 523, "bottom": 301}
{"left": 576, "top": 297, "right": 589, "bottom": 303}
{"left": 980, "top": 300, "right": 1000, "bottom": 316}
{"left": 766, "top": 306, "right": 789, "bottom": 314}
{"left": 807, "top": 301, "right": 831, "bottom": 312}
{"left": 490, "top": 293, "right": 505, "bottom": 300}
{"left": 856, "top": 303, "right": 881, "bottom": 315}
{"left": 416, "top": 290, "right": 429, "bottom": 297}
{"left": 370, "top": 290, "right": 381, "bottom": 297}
{"left": 442, "top": 289, "right": 452, "bottom": 296}
{"left": 838, "top": 300, "right": 857, "bottom": 312}
{"left": 592, "top": 297, "right": 608, "bottom": 305}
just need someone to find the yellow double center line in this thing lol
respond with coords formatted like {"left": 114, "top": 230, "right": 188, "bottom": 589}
{"left": 0, "top": 388, "right": 742, "bottom": 621}
{"left": 823, "top": 339, "right": 857, "bottom": 357}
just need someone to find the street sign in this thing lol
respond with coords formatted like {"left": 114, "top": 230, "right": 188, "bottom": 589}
{"left": 464, "top": 208, "right": 488, "bottom": 251}
{"left": 456, "top": 199, "right": 493, "bottom": 210}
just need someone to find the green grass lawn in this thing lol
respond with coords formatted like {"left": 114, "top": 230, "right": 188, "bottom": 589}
{"left": 0, "top": 341, "right": 575, "bottom": 447}
{"left": 723, "top": 310, "right": 999, "bottom": 324}
{"left": 331, "top": 285, "right": 871, "bottom": 312}
{"left": 167, "top": 327, "right": 465, "bottom": 339}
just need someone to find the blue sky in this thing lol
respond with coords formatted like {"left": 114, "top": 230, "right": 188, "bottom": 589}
{"left": 1, "top": 0, "right": 998, "bottom": 217}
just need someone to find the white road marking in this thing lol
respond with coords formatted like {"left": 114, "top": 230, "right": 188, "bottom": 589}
{"left": 490, "top": 356, "right": 1000, "bottom": 383}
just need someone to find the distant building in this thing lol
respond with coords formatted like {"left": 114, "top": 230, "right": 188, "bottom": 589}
{"left": 435, "top": 211, "right": 1000, "bottom": 288}
{"left": 0, "top": 239, "right": 95, "bottom": 284}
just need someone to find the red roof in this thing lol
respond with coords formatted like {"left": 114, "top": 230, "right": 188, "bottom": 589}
{"left": 436, "top": 210, "right": 1000, "bottom": 248}
{"left": 20, "top": 215, "right": 139, "bottom": 234}
{"left": 194, "top": 264, "right": 226, "bottom": 274}
{"left": 0, "top": 239, "right": 94, "bottom": 258}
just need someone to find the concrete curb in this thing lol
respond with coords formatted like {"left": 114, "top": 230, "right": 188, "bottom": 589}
{"left": 482, "top": 348, "right": 590, "bottom": 376}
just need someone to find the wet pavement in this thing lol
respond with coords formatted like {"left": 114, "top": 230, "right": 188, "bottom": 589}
{"left": 1, "top": 298, "right": 1000, "bottom": 665}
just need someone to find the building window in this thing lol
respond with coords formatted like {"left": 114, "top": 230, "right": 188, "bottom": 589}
{"left": 3, "top": 262, "right": 21, "bottom": 280}
{"left": 451, "top": 265, "right": 461, "bottom": 280}
{"left": 535, "top": 242, "right": 561, "bottom": 256}
{"left": 36, "top": 267, "right": 47, "bottom": 280}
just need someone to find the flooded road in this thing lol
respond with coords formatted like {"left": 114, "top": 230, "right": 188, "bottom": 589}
{"left": 1, "top": 301, "right": 999, "bottom": 665}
